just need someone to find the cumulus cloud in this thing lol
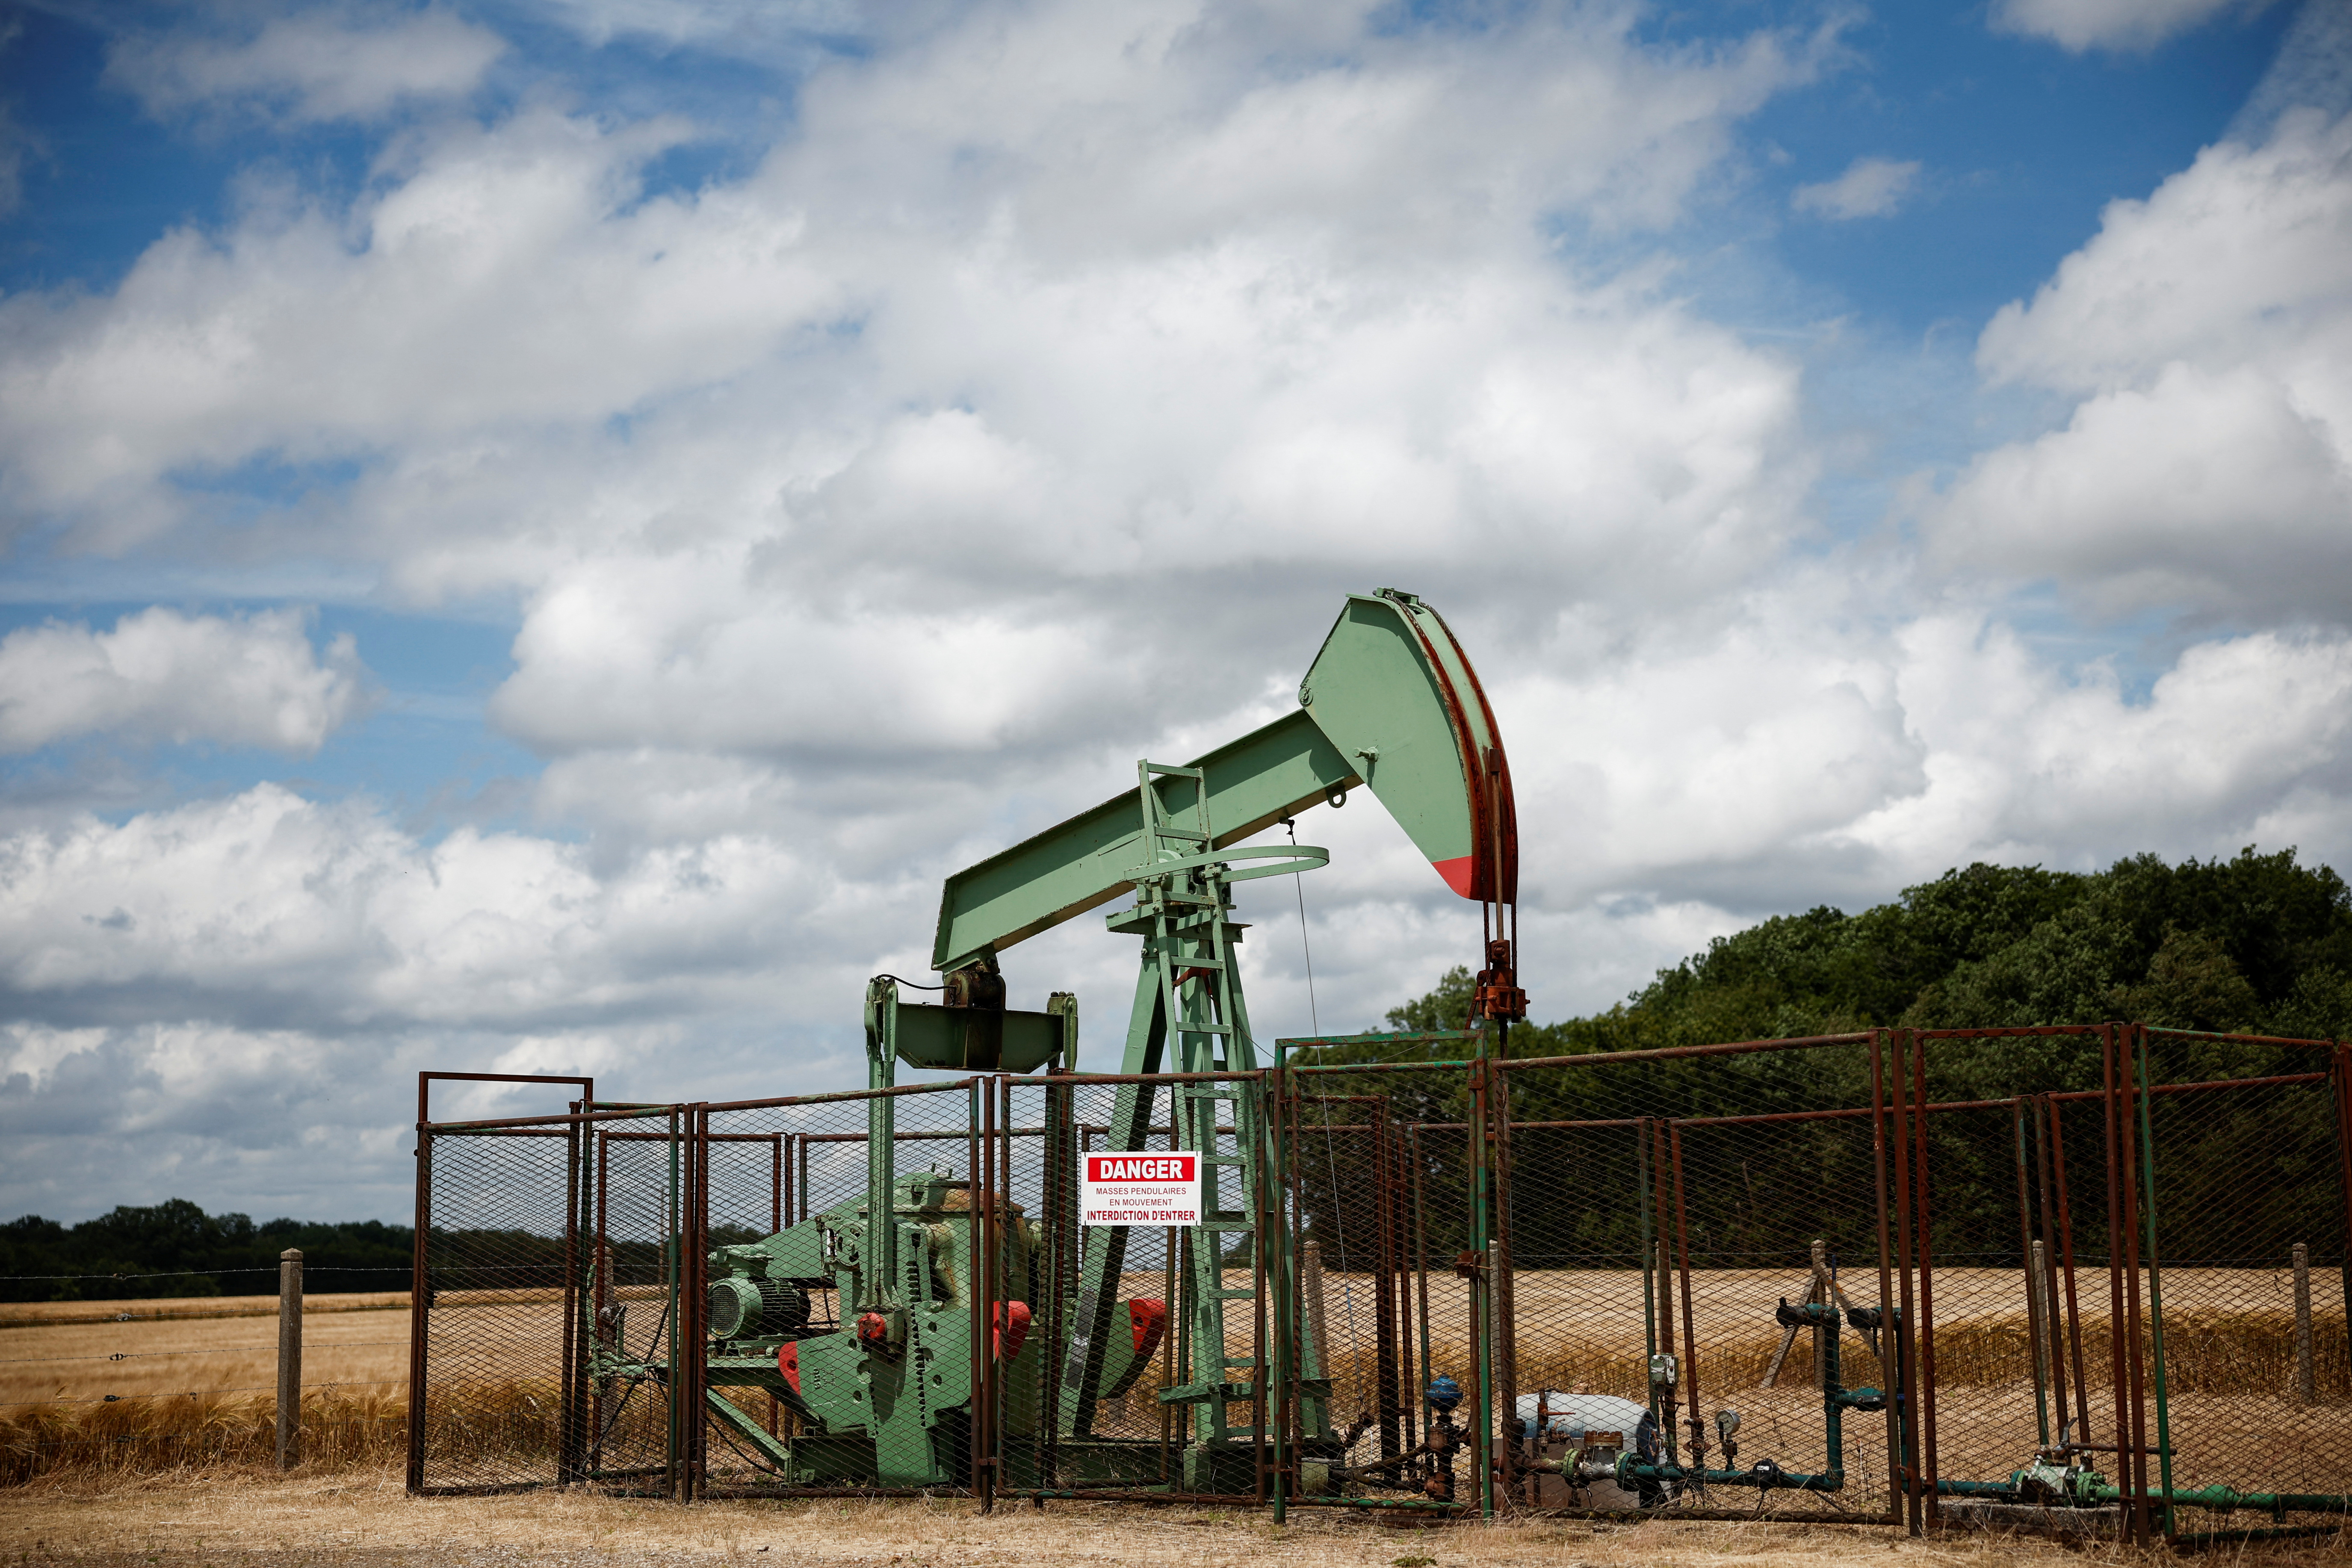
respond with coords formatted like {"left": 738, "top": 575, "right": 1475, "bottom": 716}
{"left": 1929, "top": 103, "right": 2352, "bottom": 618}
{"left": 0, "top": 783, "right": 871, "bottom": 1033}
{"left": 12, "top": 0, "right": 2352, "bottom": 1221}
{"left": 0, "top": 607, "right": 369, "bottom": 755}
{"left": 1493, "top": 580, "right": 2352, "bottom": 913}
{"left": 1791, "top": 156, "right": 1921, "bottom": 219}
{"left": 1990, "top": 0, "right": 2254, "bottom": 53}
{"left": 0, "top": 1016, "right": 615, "bottom": 1218}
{"left": 0, "top": 108, "right": 830, "bottom": 550}
{"left": 0, "top": 2, "right": 1833, "bottom": 555}
{"left": 1848, "top": 619, "right": 2352, "bottom": 868}
{"left": 12, "top": 601, "right": 2352, "bottom": 1216}
{"left": 106, "top": 4, "right": 506, "bottom": 124}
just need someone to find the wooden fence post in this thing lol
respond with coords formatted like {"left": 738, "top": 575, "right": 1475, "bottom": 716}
{"left": 278, "top": 1248, "right": 303, "bottom": 1470}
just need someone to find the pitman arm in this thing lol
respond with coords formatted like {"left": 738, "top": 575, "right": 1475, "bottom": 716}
{"left": 930, "top": 589, "right": 1518, "bottom": 974}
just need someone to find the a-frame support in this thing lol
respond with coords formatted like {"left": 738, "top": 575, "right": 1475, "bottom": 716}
{"left": 1057, "top": 762, "right": 1332, "bottom": 1484}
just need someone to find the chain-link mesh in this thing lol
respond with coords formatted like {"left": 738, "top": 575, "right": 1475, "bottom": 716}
{"left": 2135, "top": 1048, "right": 2352, "bottom": 1511}
{"left": 1000, "top": 1073, "right": 1263, "bottom": 1496}
{"left": 1287, "top": 1063, "right": 1476, "bottom": 1506}
{"left": 408, "top": 1026, "right": 2352, "bottom": 1536}
{"left": 1492, "top": 1038, "right": 1893, "bottom": 1519}
{"left": 582, "top": 1111, "right": 690, "bottom": 1494}
{"left": 415, "top": 1124, "right": 587, "bottom": 1492}
{"left": 691, "top": 1083, "right": 984, "bottom": 1497}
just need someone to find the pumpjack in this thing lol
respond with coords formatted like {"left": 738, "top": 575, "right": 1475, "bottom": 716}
{"left": 585, "top": 588, "right": 1524, "bottom": 1492}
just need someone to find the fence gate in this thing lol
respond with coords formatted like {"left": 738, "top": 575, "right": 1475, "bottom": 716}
{"left": 407, "top": 1074, "right": 600, "bottom": 1494}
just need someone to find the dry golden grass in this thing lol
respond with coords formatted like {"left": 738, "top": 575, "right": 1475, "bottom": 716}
{"left": 4, "top": 1462, "right": 2352, "bottom": 1567}
{"left": 12, "top": 1273, "right": 2350, "bottom": 1505}
{"left": 0, "top": 1294, "right": 417, "bottom": 1487}
{"left": 0, "top": 1388, "right": 408, "bottom": 1487}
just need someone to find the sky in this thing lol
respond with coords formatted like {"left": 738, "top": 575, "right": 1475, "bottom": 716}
{"left": 1, "top": 0, "right": 2349, "bottom": 1224}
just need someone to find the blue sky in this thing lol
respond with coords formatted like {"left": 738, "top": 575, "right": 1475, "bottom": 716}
{"left": 1, "top": 0, "right": 2348, "bottom": 1222}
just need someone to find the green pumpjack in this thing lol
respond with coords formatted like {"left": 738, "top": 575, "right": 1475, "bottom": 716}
{"left": 584, "top": 590, "right": 1525, "bottom": 1496}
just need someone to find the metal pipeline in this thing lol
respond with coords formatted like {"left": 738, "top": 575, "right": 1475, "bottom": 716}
{"left": 1611, "top": 1459, "right": 1845, "bottom": 1494}
{"left": 2080, "top": 1483, "right": 2352, "bottom": 1517}
{"left": 1921, "top": 1476, "right": 2352, "bottom": 1517}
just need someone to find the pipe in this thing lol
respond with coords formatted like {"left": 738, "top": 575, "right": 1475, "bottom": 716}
{"left": 1613, "top": 1460, "right": 1845, "bottom": 1494}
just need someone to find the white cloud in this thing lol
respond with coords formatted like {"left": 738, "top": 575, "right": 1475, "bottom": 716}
{"left": 0, "top": 1016, "right": 609, "bottom": 1219}
{"left": 1847, "top": 619, "right": 2352, "bottom": 868}
{"left": 106, "top": 4, "right": 506, "bottom": 124}
{"left": 0, "top": 2, "right": 1832, "bottom": 555}
{"left": 0, "top": 783, "right": 866, "bottom": 1031}
{"left": 1975, "top": 115, "right": 2352, "bottom": 393}
{"left": 0, "top": 607, "right": 369, "bottom": 755}
{"left": 1790, "top": 156, "right": 1921, "bottom": 219}
{"left": 1990, "top": 0, "right": 2254, "bottom": 53}
{"left": 1929, "top": 108, "right": 2352, "bottom": 618}
{"left": 0, "top": 108, "right": 831, "bottom": 550}
{"left": 12, "top": 0, "right": 2352, "bottom": 1222}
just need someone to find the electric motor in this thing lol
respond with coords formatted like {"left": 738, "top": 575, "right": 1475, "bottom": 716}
{"left": 707, "top": 1276, "right": 810, "bottom": 1339}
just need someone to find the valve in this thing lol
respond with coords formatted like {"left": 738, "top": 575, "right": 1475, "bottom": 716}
{"left": 1845, "top": 1302, "right": 1895, "bottom": 1358}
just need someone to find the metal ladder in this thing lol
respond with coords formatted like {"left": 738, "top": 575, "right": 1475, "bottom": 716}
{"left": 1061, "top": 762, "right": 1269, "bottom": 1450}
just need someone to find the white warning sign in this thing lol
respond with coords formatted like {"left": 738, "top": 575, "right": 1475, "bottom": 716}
{"left": 1079, "top": 1152, "right": 1203, "bottom": 1227}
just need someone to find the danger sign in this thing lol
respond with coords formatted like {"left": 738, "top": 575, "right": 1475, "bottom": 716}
{"left": 1079, "top": 1152, "right": 1203, "bottom": 1227}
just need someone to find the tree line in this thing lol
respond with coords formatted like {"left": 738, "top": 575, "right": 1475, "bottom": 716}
{"left": 1373, "top": 847, "right": 2352, "bottom": 1051}
{"left": 1291, "top": 848, "right": 2352, "bottom": 1270}
{"left": 0, "top": 1199, "right": 417, "bottom": 1302}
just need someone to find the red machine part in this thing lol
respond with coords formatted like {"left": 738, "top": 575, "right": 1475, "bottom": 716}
{"left": 995, "top": 1299, "right": 1032, "bottom": 1361}
{"left": 776, "top": 1340, "right": 801, "bottom": 1397}
{"left": 857, "top": 1311, "right": 892, "bottom": 1351}
{"left": 1128, "top": 1297, "right": 1166, "bottom": 1358}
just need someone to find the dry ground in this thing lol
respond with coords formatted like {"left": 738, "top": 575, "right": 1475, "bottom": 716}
{"left": 6, "top": 1464, "right": 2352, "bottom": 1568}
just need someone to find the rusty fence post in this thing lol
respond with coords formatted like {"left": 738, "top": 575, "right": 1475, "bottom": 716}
{"left": 2295, "top": 1242, "right": 2316, "bottom": 1405}
{"left": 407, "top": 1113, "right": 431, "bottom": 1493}
{"left": 277, "top": 1248, "right": 303, "bottom": 1470}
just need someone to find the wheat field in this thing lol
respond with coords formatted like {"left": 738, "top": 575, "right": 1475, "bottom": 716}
{"left": 10, "top": 1273, "right": 2352, "bottom": 1501}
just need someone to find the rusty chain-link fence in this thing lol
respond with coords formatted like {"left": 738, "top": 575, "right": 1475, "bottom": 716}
{"left": 408, "top": 1026, "right": 2352, "bottom": 1541}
